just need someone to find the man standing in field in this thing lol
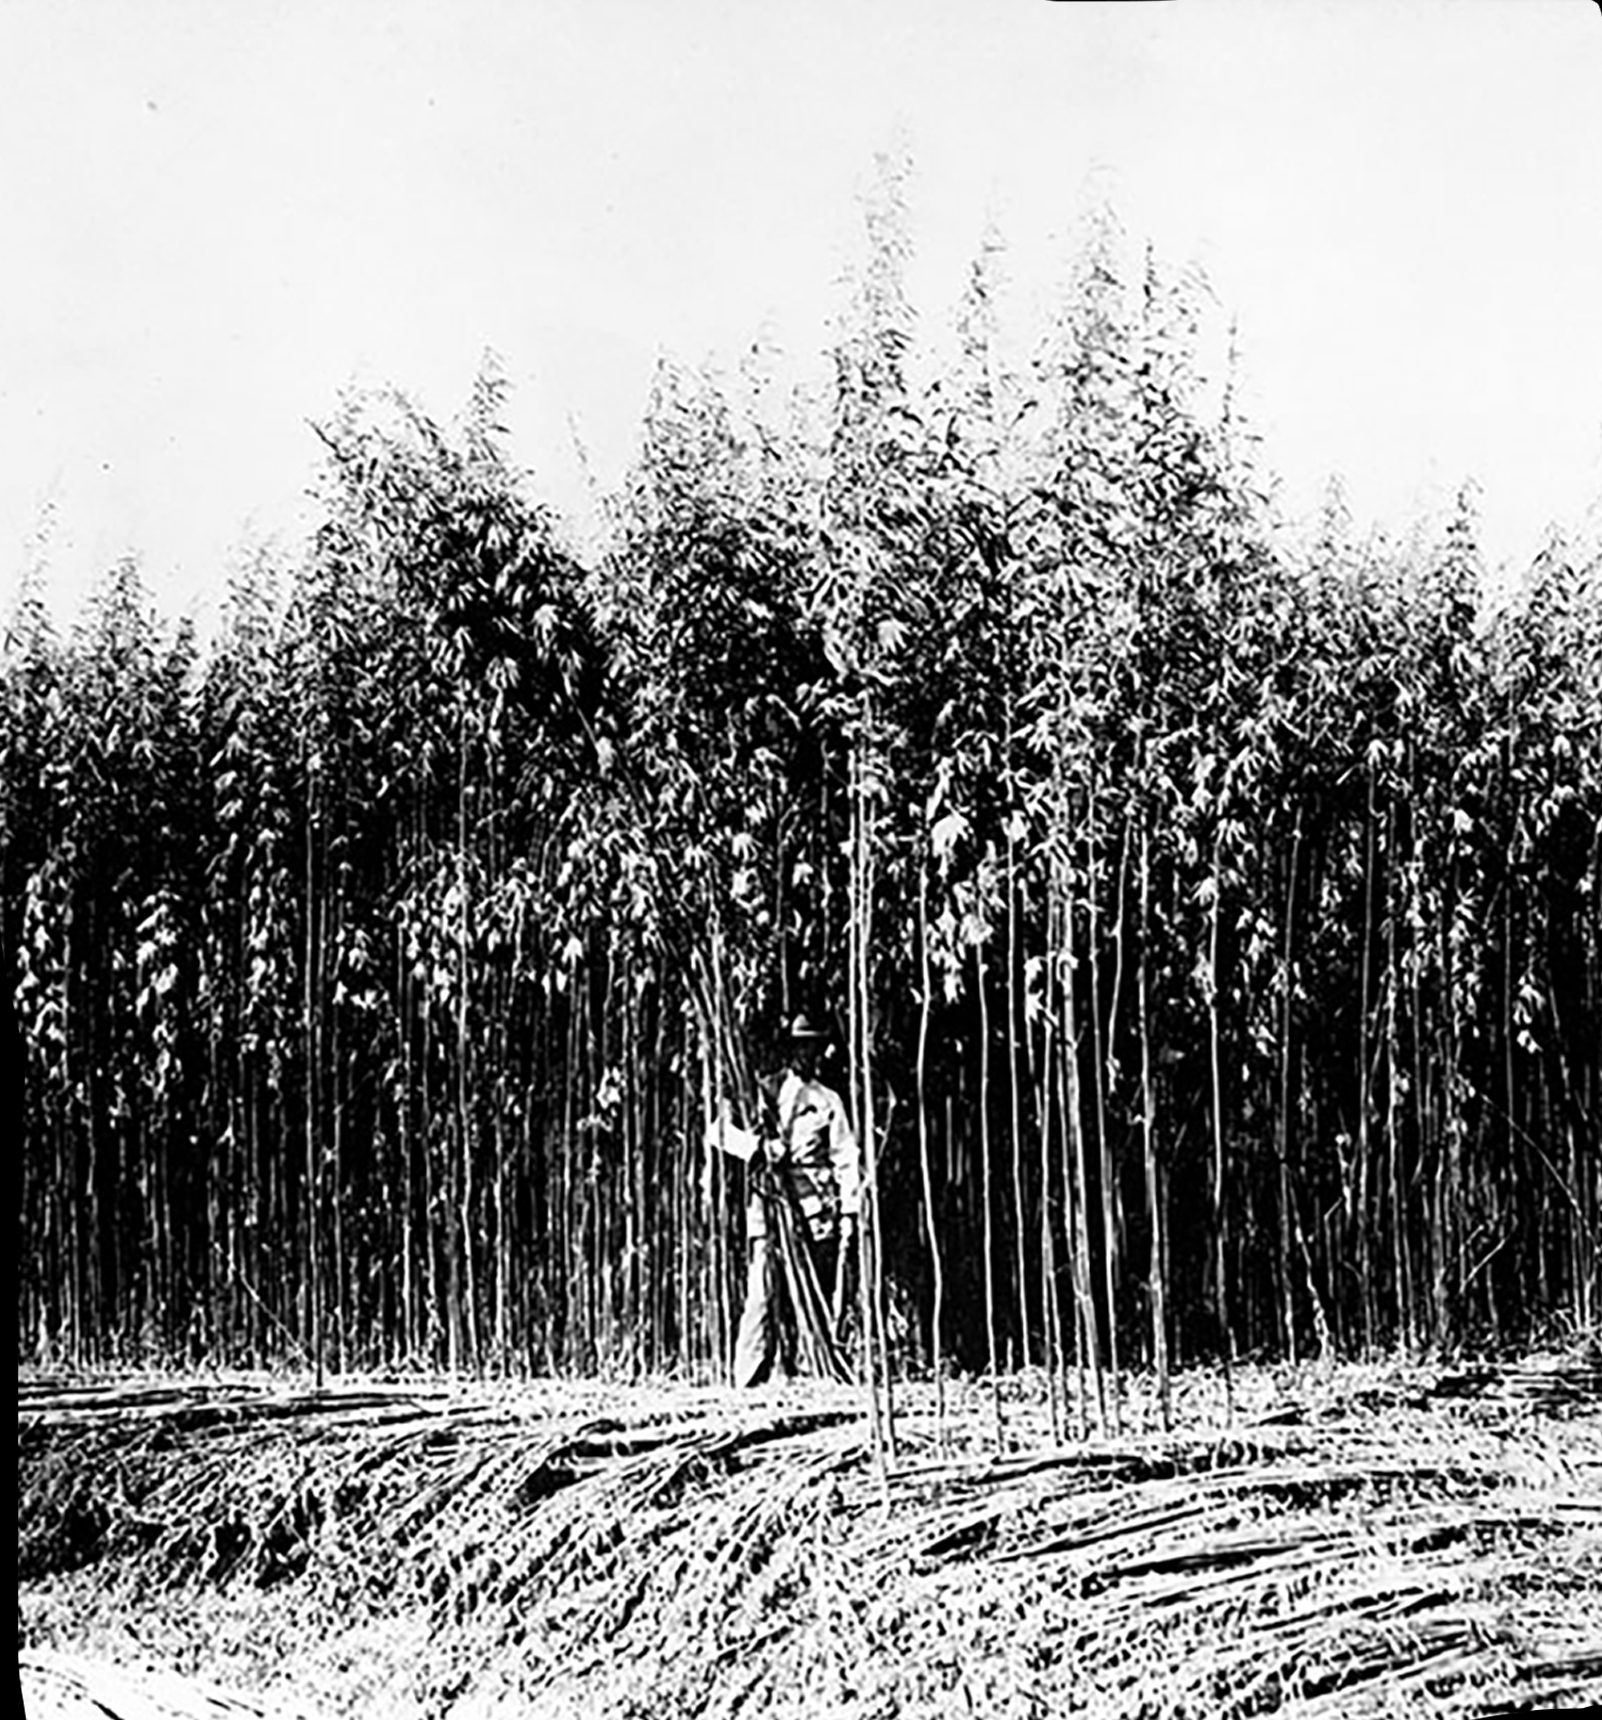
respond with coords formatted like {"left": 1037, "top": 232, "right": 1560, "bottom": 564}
{"left": 708, "top": 1013, "right": 861, "bottom": 1387}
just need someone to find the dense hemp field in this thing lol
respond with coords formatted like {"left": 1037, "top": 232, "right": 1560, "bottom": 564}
{"left": 9, "top": 183, "right": 1602, "bottom": 1712}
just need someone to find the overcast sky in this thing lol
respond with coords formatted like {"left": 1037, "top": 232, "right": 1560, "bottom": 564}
{"left": 3, "top": 0, "right": 1600, "bottom": 635}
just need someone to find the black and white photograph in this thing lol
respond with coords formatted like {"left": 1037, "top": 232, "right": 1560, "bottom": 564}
{"left": 9, "top": 1, "right": 1601, "bottom": 1714}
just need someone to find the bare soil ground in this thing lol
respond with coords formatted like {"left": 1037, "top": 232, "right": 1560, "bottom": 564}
{"left": 16, "top": 1349, "right": 1602, "bottom": 1718}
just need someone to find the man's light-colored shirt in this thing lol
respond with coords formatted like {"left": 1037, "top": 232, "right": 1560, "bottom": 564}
{"left": 750, "top": 1070, "right": 861, "bottom": 1241}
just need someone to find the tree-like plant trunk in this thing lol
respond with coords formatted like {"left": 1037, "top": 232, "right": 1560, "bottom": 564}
{"left": 915, "top": 863, "right": 947, "bottom": 1450}
{"left": 1138, "top": 816, "right": 1170, "bottom": 1431}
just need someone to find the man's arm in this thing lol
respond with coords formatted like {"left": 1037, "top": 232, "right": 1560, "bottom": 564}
{"left": 704, "top": 1103, "right": 761, "bottom": 1162}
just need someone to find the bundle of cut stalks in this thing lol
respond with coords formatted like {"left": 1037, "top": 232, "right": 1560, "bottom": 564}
{"left": 1430, "top": 1353, "right": 1602, "bottom": 1411}
{"left": 18, "top": 1365, "right": 1602, "bottom": 1718}
{"left": 760, "top": 1156, "right": 852, "bottom": 1385}
{"left": 19, "top": 1649, "right": 290, "bottom": 1720}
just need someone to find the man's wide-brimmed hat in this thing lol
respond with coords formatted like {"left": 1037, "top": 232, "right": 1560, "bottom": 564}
{"left": 787, "top": 1012, "right": 831, "bottom": 1042}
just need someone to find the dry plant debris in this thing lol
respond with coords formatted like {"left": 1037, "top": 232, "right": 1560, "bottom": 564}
{"left": 17, "top": 1354, "right": 1602, "bottom": 1718}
